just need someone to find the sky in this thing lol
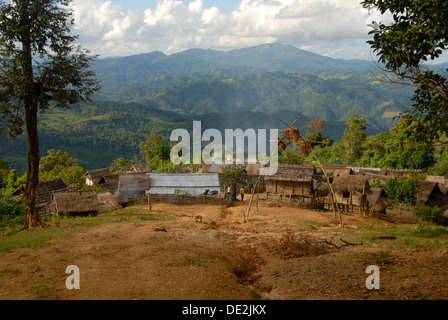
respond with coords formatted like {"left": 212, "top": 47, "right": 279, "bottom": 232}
{"left": 69, "top": 0, "right": 394, "bottom": 61}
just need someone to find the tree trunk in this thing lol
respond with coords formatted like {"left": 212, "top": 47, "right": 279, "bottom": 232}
{"left": 22, "top": 28, "right": 44, "bottom": 229}
{"left": 24, "top": 101, "right": 44, "bottom": 229}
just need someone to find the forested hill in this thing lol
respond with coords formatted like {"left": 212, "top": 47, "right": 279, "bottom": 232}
{"left": 0, "top": 43, "right": 425, "bottom": 173}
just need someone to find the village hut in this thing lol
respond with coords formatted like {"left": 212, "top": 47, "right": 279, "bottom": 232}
{"left": 82, "top": 168, "right": 112, "bottom": 186}
{"left": 96, "top": 174, "right": 119, "bottom": 194}
{"left": 127, "top": 164, "right": 150, "bottom": 174}
{"left": 47, "top": 191, "right": 99, "bottom": 217}
{"left": 417, "top": 181, "right": 448, "bottom": 211}
{"left": 263, "top": 164, "right": 316, "bottom": 198}
{"left": 367, "top": 187, "right": 390, "bottom": 215}
{"left": 146, "top": 173, "right": 221, "bottom": 196}
{"left": 425, "top": 175, "right": 448, "bottom": 188}
{"left": 330, "top": 175, "right": 371, "bottom": 214}
{"left": 12, "top": 178, "right": 69, "bottom": 217}
{"left": 117, "top": 172, "right": 150, "bottom": 204}
{"left": 97, "top": 192, "right": 122, "bottom": 214}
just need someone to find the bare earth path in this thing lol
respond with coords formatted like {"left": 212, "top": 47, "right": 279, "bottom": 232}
{"left": 0, "top": 202, "right": 447, "bottom": 300}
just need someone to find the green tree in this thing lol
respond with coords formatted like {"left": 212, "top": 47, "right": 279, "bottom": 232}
{"left": 110, "top": 158, "right": 134, "bottom": 175}
{"left": 155, "top": 145, "right": 171, "bottom": 173}
{"left": 39, "top": 149, "right": 79, "bottom": 178}
{"left": 0, "top": 0, "right": 100, "bottom": 229}
{"left": 7, "top": 169, "right": 17, "bottom": 190}
{"left": 139, "top": 134, "right": 163, "bottom": 170}
{"left": 362, "top": 0, "right": 448, "bottom": 143}
{"left": 220, "top": 164, "right": 248, "bottom": 201}
{"left": 342, "top": 114, "right": 367, "bottom": 165}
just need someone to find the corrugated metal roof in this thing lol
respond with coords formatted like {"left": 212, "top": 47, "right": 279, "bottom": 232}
{"left": 147, "top": 173, "right": 221, "bottom": 196}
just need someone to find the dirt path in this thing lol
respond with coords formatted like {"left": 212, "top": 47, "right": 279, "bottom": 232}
{"left": 0, "top": 202, "right": 447, "bottom": 300}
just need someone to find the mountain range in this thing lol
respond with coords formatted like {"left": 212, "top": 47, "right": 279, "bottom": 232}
{"left": 1, "top": 42, "right": 423, "bottom": 173}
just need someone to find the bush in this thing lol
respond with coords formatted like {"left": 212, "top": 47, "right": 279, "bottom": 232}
{"left": 414, "top": 205, "right": 448, "bottom": 226}
{"left": 0, "top": 192, "right": 25, "bottom": 229}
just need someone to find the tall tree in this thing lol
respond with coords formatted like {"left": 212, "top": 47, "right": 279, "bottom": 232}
{"left": 0, "top": 0, "right": 100, "bottom": 229}
{"left": 342, "top": 114, "right": 367, "bottom": 165}
{"left": 362, "top": 0, "right": 448, "bottom": 143}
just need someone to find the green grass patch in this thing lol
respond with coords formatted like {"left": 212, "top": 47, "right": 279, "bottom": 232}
{"left": 358, "top": 222, "right": 448, "bottom": 250}
{"left": 298, "top": 219, "right": 329, "bottom": 228}
{"left": 0, "top": 269, "right": 20, "bottom": 276}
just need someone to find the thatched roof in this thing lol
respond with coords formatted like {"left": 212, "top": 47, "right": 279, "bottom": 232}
{"left": 331, "top": 175, "right": 371, "bottom": 194}
{"left": 128, "top": 164, "right": 150, "bottom": 173}
{"left": 426, "top": 175, "right": 448, "bottom": 187}
{"left": 11, "top": 178, "right": 69, "bottom": 204}
{"left": 417, "top": 181, "right": 448, "bottom": 211}
{"left": 367, "top": 188, "right": 390, "bottom": 213}
{"left": 82, "top": 168, "right": 112, "bottom": 184}
{"left": 263, "top": 164, "right": 315, "bottom": 182}
{"left": 36, "top": 178, "right": 69, "bottom": 205}
{"left": 97, "top": 192, "right": 122, "bottom": 214}
{"left": 47, "top": 191, "right": 99, "bottom": 215}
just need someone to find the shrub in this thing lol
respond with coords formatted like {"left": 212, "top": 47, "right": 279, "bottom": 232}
{"left": 413, "top": 205, "right": 448, "bottom": 226}
{"left": 0, "top": 192, "right": 25, "bottom": 229}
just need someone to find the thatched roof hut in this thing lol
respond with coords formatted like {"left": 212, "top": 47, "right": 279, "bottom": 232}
{"left": 426, "top": 175, "right": 448, "bottom": 187}
{"left": 417, "top": 181, "right": 448, "bottom": 211}
{"left": 367, "top": 188, "right": 390, "bottom": 215}
{"left": 332, "top": 175, "right": 371, "bottom": 195}
{"left": 82, "top": 168, "right": 112, "bottom": 186}
{"left": 127, "top": 164, "right": 150, "bottom": 174}
{"left": 264, "top": 164, "right": 316, "bottom": 196}
{"left": 47, "top": 191, "right": 99, "bottom": 217}
{"left": 97, "top": 192, "right": 122, "bottom": 214}
{"left": 330, "top": 175, "right": 371, "bottom": 214}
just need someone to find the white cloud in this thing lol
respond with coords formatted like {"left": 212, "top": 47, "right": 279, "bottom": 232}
{"left": 72, "top": 0, "right": 376, "bottom": 59}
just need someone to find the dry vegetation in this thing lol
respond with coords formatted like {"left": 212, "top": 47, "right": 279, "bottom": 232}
{"left": 0, "top": 199, "right": 447, "bottom": 300}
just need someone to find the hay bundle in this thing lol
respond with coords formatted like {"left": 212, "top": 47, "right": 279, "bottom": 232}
{"left": 300, "top": 141, "right": 313, "bottom": 156}
{"left": 282, "top": 127, "right": 301, "bottom": 144}
{"left": 278, "top": 140, "right": 287, "bottom": 151}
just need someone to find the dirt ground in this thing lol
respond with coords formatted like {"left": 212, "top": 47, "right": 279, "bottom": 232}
{"left": 0, "top": 199, "right": 447, "bottom": 300}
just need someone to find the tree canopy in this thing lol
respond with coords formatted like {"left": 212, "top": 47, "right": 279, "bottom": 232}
{"left": 362, "top": 0, "right": 448, "bottom": 143}
{"left": 0, "top": 0, "right": 100, "bottom": 228}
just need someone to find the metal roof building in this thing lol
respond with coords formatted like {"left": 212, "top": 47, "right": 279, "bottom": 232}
{"left": 146, "top": 173, "right": 221, "bottom": 196}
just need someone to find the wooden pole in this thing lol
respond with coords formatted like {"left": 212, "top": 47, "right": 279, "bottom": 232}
{"left": 147, "top": 193, "right": 152, "bottom": 211}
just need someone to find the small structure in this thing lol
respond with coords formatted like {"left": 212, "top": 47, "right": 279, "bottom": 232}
{"left": 146, "top": 173, "right": 221, "bottom": 197}
{"left": 12, "top": 177, "right": 69, "bottom": 217}
{"left": 264, "top": 164, "right": 316, "bottom": 200}
{"left": 96, "top": 174, "right": 119, "bottom": 194}
{"left": 127, "top": 164, "right": 150, "bottom": 174}
{"left": 47, "top": 191, "right": 99, "bottom": 217}
{"left": 117, "top": 172, "right": 150, "bottom": 204}
{"left": 97, "top": 192, "right": 122, "bottom": 214}
{"left": 82, "top": 168, "right": 112, "bottom": 186}
{"left": 367, "top": 187, "right": 390, "bottom": 215}
{"left": 417, "top": 181, "right": 448, "bottom": 211}
{"left": 329, "top": 175, "right": 371, "bottom": 214}
{"left": 425, "top": 175, "right": 448, "bottom": 188}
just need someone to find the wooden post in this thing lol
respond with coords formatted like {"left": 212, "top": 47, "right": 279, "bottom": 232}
{"left": 147, "top": 193, "right": 152, "bottom": 211}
